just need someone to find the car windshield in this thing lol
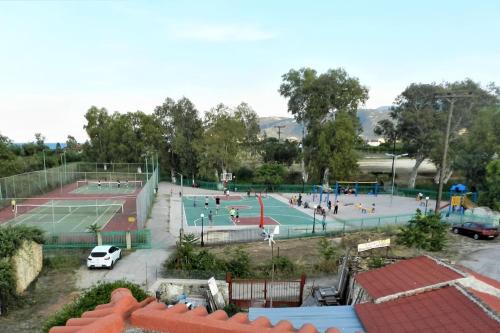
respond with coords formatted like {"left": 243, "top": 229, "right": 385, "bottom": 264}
{"left": 91, "top": 252, "right": 107, "bottom": 257}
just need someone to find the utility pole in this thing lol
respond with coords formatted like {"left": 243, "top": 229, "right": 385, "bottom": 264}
{"left": 274, "top": 125, "right": 286, "bottom": 142}
{"left": 434, "top": 92, "right": 474, "bottom": 213}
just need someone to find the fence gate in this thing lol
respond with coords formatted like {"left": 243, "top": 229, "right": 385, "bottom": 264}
{"left": 226, "top": 273, "right": 306, "bottom": 308}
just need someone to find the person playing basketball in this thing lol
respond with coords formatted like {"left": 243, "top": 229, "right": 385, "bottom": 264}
{"left": 204, "top": 196, "right": 209, "bottom": 209}
{"left": 235, "top": 208, "right": 240, "bottom": 223}
{"left": 98, "top": 179, "right": 101, "bottom": 189}
{"left": 215, "top": 196, "right": 220, "bottom": 214}
{"left": 117, "top": 179, "right": 121, "bottom": 188}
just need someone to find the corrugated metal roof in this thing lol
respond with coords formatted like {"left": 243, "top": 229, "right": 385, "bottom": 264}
{"left": 249, "top": 306, "right": 363, "bottom": 333}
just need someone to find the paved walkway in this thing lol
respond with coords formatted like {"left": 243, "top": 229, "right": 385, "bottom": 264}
{"left": 76, "top": 182, "right": 176, "bottom": 289}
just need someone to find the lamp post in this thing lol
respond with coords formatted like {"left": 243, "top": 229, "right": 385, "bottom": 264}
{"left": 425, "top": 196, "right": 429, "bottom": 215}
{"left": 233, "top": 175, "right": 236, "bottom": 192}
{"left": 200, "top": 213, "right": 205, "bottom": 247}
{"left": 385, "top": 152, "right": 408, "bottom": 203}
{"left": 312, "top": 205, "right": 317, "bottom": 234}
{"left": 175, "top": 172, "right": 184, "bottom": 240}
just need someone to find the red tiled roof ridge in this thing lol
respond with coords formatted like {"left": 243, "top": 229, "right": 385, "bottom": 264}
{"left": 453, "top": 284, "right": 500, "bottom": 322}
{"left": 355, "top": 286, "right": 500, "bottom": 333}
{"left": 355, "top": 255, "right": 465, "bottom": 300}
{"left": 468, "top": 288, "right": 500, "bottom": 315}
{"left": 49, "top": 287, "right": 341, "bottom": 333}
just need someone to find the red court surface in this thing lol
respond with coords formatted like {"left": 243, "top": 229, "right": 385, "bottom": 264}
{"left": 237, "top": 216, "right": 279, "bottom": 226}
{"left": 0, "top": 182, "right": 140, "bottom": 232}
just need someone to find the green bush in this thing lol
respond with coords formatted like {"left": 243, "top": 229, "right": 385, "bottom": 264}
{"left": 260, "top": 256, "right": 297, "bottom": 278}
{"left": 223, "top": 303, "right": 241, "bottom": 317}
{"left": 225, "top": 247, "right": 251, "bottom": 278}
{"left": 397, "top": 210, "right": 447, "bottom": 251}
{"left": 315, "top": 238, "right": 338, "bottom": 273}
{"left": 42, "top": 280, "right": 148, "bottom": 333}
{"left": 367, "top": 256, "right": 386, "bottom": 269}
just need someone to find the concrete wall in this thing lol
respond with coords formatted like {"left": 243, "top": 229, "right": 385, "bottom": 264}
{"left": 150, "top": 278, "right": 229, "bottom": 304}
{"left": 12, "top": 240, "right": 43, "bottom": 293}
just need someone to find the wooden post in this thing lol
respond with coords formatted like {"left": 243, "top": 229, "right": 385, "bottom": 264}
{"left": 299, "top": 274, "right": 307, "bottom": 306}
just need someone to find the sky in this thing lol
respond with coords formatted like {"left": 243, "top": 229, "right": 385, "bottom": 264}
{"left": 0, "top": 0, "right": 499, "bottom": 142}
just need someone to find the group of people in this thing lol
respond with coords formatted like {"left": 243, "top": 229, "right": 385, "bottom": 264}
{"left": 202, "top": 195, "right": 240, "bottom": 224}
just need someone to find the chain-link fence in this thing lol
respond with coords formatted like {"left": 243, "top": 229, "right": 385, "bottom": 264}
{"left": 195, "top": 212, "right": 498, "bottom": 246}
{"left": 0, "top": 163, "right": 79, "bottom": 208}
{"left": 136, "top": 166, "right": 159, "bottom": 229}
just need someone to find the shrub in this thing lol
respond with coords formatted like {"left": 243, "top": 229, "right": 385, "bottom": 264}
{"left": 223, "top": 303, "right": 241, "bottom": 317}
{"left": 42, "top": 280, "right": 148, "bottom": 333}
{"left": 367, "top": 256, "right": 386, "bottom": 269}
{"left": 225, "top": 247, "right": 251, "bottom": 278}
{"left": 315, "top": 238, "right": 338, "bottom": 273}
{"left": 397, "top": 210, "right": 447, "bottom": 251}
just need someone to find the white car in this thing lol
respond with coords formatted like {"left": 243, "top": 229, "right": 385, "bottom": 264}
{"left": 87, "top": 245, "right": 121, "bottom": 269}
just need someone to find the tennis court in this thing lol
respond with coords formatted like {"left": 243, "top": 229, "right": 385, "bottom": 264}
{"left": 183, "top": 195, "right": 320, "bottom": 227}
{"left": 4, "top": 199, "right": 126, "bottom": 233}
{"left": 71, "top": 180, "right": 142, "bottom": 195}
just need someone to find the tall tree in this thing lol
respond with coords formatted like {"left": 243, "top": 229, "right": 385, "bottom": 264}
{"left": 83, "top": 106, "right": 112, "bottom": 162}
{"left": 196, "top": 104, "right": 246, "bottom": 179}
{"left": 279, "top": 68, "right": 368, "bottom": 183}
{"left": 479, "top": 160, "right": 500, "bottom": 210}
{"left": 154, "top": 97, "right": 203, "bottom": 180}
{"left": 234, "top": 102, "right": 260, "bottom": 153}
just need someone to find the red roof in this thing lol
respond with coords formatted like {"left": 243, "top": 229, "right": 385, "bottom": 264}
{"left": 355, "top": 286, "right": 500, "bottom": 333}
{"left": 355, "top": 256, "right": 463, "bottom": 299}
{"left": 49, "top": 288, "right": 341, "bottom": 333}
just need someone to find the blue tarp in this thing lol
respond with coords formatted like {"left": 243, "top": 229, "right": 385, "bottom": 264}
{"left": 249, "top": 306, "right": 364, "bottom": 333}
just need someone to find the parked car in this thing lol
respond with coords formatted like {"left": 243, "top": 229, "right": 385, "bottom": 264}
{"left": 451, "top": 222, "right": 499, "bottom": 240}
{"left": 87, "top": 245, "right": 122, "bottom": 269}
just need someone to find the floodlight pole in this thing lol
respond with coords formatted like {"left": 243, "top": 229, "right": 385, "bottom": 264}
{"left": 43, "top": 150, "right": 48, "bottom": 187}
{"left": 385, "top": 153, "right": 408, "bottom": 203}
{"left": 312, "top": 206, "right": 317, "bottom": 234}
{"left": 200, "top": 214, "right": 205, "bottom": 247}
{"left": 177, "top": 172, "right": 184, "bottom": 241}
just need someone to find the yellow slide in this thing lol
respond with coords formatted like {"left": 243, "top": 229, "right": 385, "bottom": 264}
{"left": 463, "top": 196, "right": 476, "bottom": 210}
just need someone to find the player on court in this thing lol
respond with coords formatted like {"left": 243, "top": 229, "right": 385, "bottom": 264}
{"left": 98, "top": 180, "right": 102, "bottom": 190}
{"left": 117, "top": 179, "right": 121, "bottom": 188}
{"left": 215, "top": 196, "right": 220, "bottom": 214}
{"left": 205, "top": 196, "right": 209, "bottom": 209}
{"left": 235, "top": 208, "right": 240, "bottom": 223}
{"left": 11, "top": 199, "right": 16, "bottom": 213}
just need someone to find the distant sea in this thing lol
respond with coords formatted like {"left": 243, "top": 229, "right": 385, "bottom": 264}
{"left": 13, "top": 143, "right": 67, "bottom": 149}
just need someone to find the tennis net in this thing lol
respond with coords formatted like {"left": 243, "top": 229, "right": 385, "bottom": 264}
{"left": 14, "top": 202, "right": 124, "bottom": 216}
{"left": 76, "top": 180, "right": 143, "bottom": 188}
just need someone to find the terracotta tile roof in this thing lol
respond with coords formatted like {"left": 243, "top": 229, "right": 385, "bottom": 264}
{"left": 355, "top": 286, "right": 500, "bottom": 333}
{"left": 49, "top": 288, "right": 341, "bottom": 333}
{"left": 457, "top": 265, "right": 500, "bottom": 289}
{"left": 469, "top": 288, "right": 500, "bottom": 313}
{"left": 49, "top": 288, "right": 156, "bottom": 333}
{"left": 355, "top": 256, "right": 464, "bottom": 299}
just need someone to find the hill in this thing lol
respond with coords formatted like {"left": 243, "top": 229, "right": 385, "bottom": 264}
{"left": 258, "top": 106, "right": 391, "bottom": 140}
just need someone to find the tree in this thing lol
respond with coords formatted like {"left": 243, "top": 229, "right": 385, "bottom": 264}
{"left": 260, "top": 138, "right": 300, "bottom": 166}
{"left": 397, "top": 210, "right": 447, "bottom": 251}
{"left": 254, "top": 163, "right": 285, "bottom": 191}
{"left": 154, "top": 97, "right": 203, "bottom": 180}
{"left": 234, "top": 102, "right": 260, "bottom": 154}
{"left": 453, "top": 107, "right": 500, "bottom": 186}
{"left": 83, "top": 106, "right": 112, "bottom": 162}
{"left": 65, "top": 135, "right": 79, "bottom": 151}
{"left": 279, "top": 68, "right": 368, "bottom": 183}
{"left": 479, "top": 160, "right": 500, "bottom": 210}
{"left": 196, "top": 104, "right": 246, "bottom": 179}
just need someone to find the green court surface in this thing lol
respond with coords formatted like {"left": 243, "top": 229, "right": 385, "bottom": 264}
{"left": 183, "top": 195, "right": 317, "bottom": 227}
{"left": 71, "top": 182, "right": 138, "bottom": 195}
{"left": 4, "top": 199, "right": 125, "bottom": 233}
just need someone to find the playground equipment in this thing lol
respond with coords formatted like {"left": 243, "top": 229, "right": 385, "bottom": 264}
{"left": 447, "top": 184, "right": 478, "bottom": 215}
{"left": 333, "top": 181, "right": 379, "bottom": 202}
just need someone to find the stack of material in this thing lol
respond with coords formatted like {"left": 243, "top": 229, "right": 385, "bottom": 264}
{"left": 314, "top": 287, "right": 339, "bottom": 306}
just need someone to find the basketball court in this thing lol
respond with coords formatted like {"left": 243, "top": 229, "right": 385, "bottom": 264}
{"left": 183, "top": 194, "right": 320, "bottom": 228}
